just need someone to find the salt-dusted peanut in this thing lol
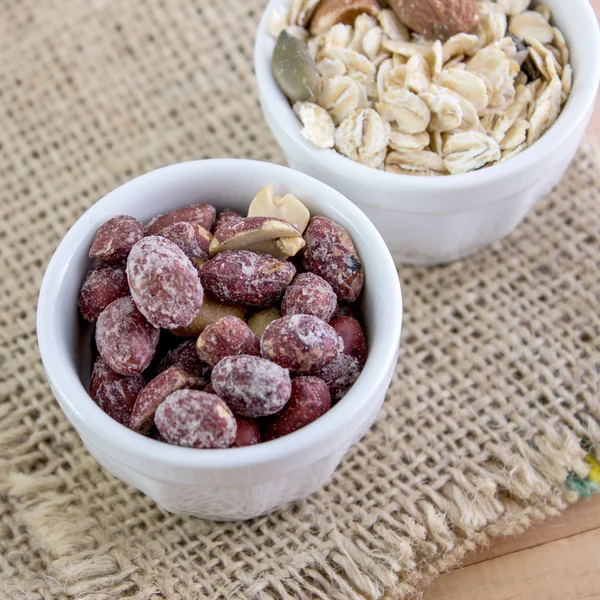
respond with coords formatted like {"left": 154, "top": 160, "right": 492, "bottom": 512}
{"left": 170, "top": 294, "right": 247, "bottom": 337}
{"left": 200, "top": 250, "right": 296, "bottom": 307}
{"left": 196, "top": 316, "right": 260, "bottom": 366}
{"left": 281, "top": 273, "right": 338, "bottom": 322}
{"left": 262, "top": 376, "right": 331, "bottom": 440}
{"left": 302, "top": 216, "right": 364, "bottom": 303}
{"left": 95, "top": 296, "right": 160, "bottom": 375}
{"left": 331, "top": 302, "right": 360, "bottom": 321}
{"left": 156, "top": 340, "right": 212, "bottom": 384}
{"left": 316, "top": 316, "right": 366, "bottom": 401}
{"left": 129, "top": 366, "right": 203, "bottom": 434}
{"left": 209, "top": 216, "right": 304, "bottom": 260}
{"left": 89, "top": 357, "right": 145, "bottom": 427}
{"left": 89, "top": 215, "right": 144, "bottom": 264}
{"left": 213, "top": 209, "right": 243, "bottom": 234}
{"left": 247, "top": 307, "right": 282, "bottom": 339}
{"left": 261, "top": 314, "right": 340, "bottom": 373}
{"left": 331, "top": 316, "right": 367, "bottom": 365}
{"left": 317, "top": 353, "right": 363, "bottom": 402}
{"left": 211, "top": 355, "right": 292, "bottom": 417}
{"left": 145, "top": 203, "right": 216, "bottom": 235}
{"left": 155, "top": 390, "right": 237, "bottom": 449}
{"left": 79, "top": 264, "right": 129, "bottom": 322}
{"left": 158, "top": 222, "right": 212, "bottom": 269}
{"left": 127, "top": 236, "right": 204, "bottom": 329}
{"left": 147, "top": 427, "right": 169, "bottom": 443}
{"left": 248, "top": 185, "right": 310, "bottom": 234}
{"left": 233, "top": 416, "right": 261, "bottom": 447}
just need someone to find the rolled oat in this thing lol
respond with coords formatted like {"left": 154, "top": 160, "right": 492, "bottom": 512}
{"left": 269, "top": 0, "right": 572, "bottom": 175}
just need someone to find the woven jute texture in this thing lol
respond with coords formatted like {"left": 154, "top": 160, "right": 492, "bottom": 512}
{"left": 1, "top": 1, "right": 599, "bottom": 599}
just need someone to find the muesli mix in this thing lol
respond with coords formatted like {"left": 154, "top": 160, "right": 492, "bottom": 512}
{"left": 269, "top": 0, "right": 572, "bottom": 175}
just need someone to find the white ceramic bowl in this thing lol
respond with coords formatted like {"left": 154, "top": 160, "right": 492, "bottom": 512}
{"left": 37, "top": 159, "right": 402, "bottom": 521}
{"left": 255, "top": 0, "right": 600, "bottom": 264}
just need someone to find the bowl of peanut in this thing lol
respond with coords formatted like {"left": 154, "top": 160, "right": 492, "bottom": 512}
{"left": 255, "top": 0, "right": 600, "bottom": 264}
{"left": 37, "top": 159, "right": 402, "bottom": 521}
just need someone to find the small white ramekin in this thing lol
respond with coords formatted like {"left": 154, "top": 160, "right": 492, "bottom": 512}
{"left": 37, "top": 159, "right": 402, "bottom": 521}
{"left": 255, "top": 0, "right": 600, "bottom": 264}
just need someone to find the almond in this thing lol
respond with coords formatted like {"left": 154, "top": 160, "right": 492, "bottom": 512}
{"left": 309, "top": 0, "right": 381, "bottom": 36}
{"left": 387, "top": 0, "right": 480, "bottom": 41}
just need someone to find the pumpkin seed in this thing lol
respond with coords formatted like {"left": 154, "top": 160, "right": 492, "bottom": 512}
{"left": 272, "top": 30, "right": 317, "bottom": 102}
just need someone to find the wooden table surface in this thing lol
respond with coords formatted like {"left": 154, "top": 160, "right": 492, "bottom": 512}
{"left": 423, "top": 3, "right": 600, "bottom": 599}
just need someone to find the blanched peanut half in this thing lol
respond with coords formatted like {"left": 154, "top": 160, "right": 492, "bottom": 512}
{"left": 247, "top": 185, "right": 310, "bottom": 234}
{"left": 171, "top": 295, "right": 246, "bottom": 337}
{"left": 209, "top": 216, "right": 305, "bottom": 260}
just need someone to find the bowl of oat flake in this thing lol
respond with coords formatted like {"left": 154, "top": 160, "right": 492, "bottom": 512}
{"left": 255, "top": 0, "right": 600, "bottom": 264}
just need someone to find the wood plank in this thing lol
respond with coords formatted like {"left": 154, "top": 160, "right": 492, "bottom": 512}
{"left": 463, "top": 494, "right": 600, "bottom": 566}
{"left": 423, "top": 528, "right": 600, "bottom": 600}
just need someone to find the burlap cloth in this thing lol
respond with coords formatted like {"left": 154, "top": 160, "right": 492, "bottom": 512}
{"left": 1, "top": 1, "right": 599, "bottom": 599}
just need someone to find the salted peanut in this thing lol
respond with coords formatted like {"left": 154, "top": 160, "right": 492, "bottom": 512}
{"left": 156, "top": 340, "right": 212, "bottom": 385}
{"left": 129, "top": 366, "right": 203, "bottom": 434}
{"left": 209, "top": 216, "right": 303, "bottom": 259}
{"left": 155, "top": 390, "right": 237, "bottom": 449}
{"left": 302, "top": 216, "right": 364, "bottom": 303}
{"left": 79, "top": 264, "right": 130, "bottom": 322}
{"left": 331, "top": 302, "right": 360, "bottom": 321}
{"left": 196, "top": 316, "right": 260, "bottom": 366}
{"left": 127, "top": 236, "right": 204, "bottom": 329}
{"left": 145, "top": 204, "right": 216, "bottom": 235}
{"left": 282, "top": 273, "right": 338, "bottom": 322}
{"left": 95, "top": 296, "right": 160, "bottom": 375}
{"left": 89, "top": 357, "right": 145, "bottom": 427}
{"left": 261, "top": 314, "right": 340, "bottom": 373}
{"left": 213, "top": 209, "right": 243, "bottom": 234}
{"left": 309, "top": 0, "right": 381, "bottom": 36}
{"left": 318, "top": 353, "right": 363, "bottom": 402}
{"left": 263, "top": 376, "right": 331, "bottom": 440}
{"left": 232, "top": 416, "right": 261, "bottom": 447}
{"left": 89, "top": 215, "right": 144, "bottom": 264}
{"left": 331, "top": 316, "right": 367, "bottom": 365}
{"left": 157, "top": 222, "right": 212, "bottom": 269}
{"left": 247, "top": 307, "right": 282, "bottom": 339}
{"left": 316, "top": 317, "right": 366, "bottom": 401}
{"left": 200, "top": 250, "right": 296, "bottom": 307}
{"left": 170, "top": 294, "right": 246, "bottom": 337}
{"left": 212, "top": 355, "right": 292, "bottom": 418}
